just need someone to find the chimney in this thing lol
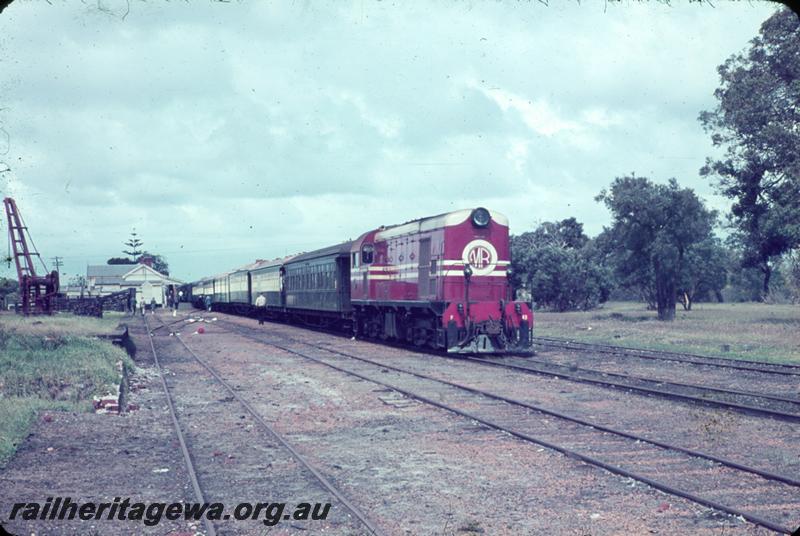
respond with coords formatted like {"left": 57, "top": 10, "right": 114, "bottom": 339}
{"left": 140, "top": 255, "right": 154, "bottom": 268}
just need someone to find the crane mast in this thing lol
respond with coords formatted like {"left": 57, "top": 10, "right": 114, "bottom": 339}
{"left": 3, "top": 197, "right": 59, "bottom": 315}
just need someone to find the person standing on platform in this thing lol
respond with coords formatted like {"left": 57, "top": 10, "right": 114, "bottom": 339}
{"left": 255, "top": 293, "right": 267, "bottom": 325}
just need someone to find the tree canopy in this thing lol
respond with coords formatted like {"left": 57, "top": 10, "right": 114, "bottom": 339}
{"left": 597, "top": 176, "right": 717, "bottom": 320}
{"left": 677, "top": 237, "right": 727, "bottom": 310}
{"left": 139, "top": 251, "right": 170, "bottom": 276}
{"left": 107, "top": 257, "right": 135, "bottom": 265}
{"left": 511, "top": 218, "right": 612, "bottom": 312}
{"left": 699, "top": 7, "right": 800, "bottom": 298}
{"left": 123, "top": 229, "right": 144, "bottom": 260}
{"left": 0, "top": 277, "right": 19, "bottom": 307}
{"left": 113, "top": 230, "right": 169, "bottom": 275}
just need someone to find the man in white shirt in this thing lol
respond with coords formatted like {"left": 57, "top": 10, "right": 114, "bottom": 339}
{"left": 255, "top": 293, "right": 267, "bottom": 325}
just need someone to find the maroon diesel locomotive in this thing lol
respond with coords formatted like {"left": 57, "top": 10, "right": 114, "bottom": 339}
{"left": 190, "top": 207, "right": 532, "bottom": 354}
{"left": 350, "top": 207, "right": 532, "bottom": 353}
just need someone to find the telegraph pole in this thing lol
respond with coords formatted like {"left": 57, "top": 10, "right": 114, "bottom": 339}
{"left": 51, "top": 256, "right": 63, "bottom": 274}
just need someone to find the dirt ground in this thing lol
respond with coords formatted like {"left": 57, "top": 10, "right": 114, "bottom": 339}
{"left": 0, "top": 310, "right": 788, "bottom": 535}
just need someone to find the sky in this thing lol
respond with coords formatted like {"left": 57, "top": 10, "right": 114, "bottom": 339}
{"left": 0, "top": 0, "right": 782, "bottom": 282}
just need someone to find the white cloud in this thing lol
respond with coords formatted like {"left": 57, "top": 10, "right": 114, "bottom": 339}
{"left": 581, "top": 108, "right": 625, "bottom": 128}
{"left": 478, "top": 86, "right": 580, "bottom": 137}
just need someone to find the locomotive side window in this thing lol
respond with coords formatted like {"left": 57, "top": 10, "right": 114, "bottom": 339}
{"left": 361, "top": 244, "right": 374, "bottom": 265}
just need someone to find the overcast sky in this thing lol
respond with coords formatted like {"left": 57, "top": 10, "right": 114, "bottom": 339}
{"left": 0, "top": 0, "right": 780, "bottom": 282}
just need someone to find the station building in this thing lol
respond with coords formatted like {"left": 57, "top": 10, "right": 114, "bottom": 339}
{"left": 85, "top": 260, "right": 182, "bottom": 305}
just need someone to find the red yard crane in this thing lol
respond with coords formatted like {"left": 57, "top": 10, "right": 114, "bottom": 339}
{"left": 3, "top": 197, "right": 59, "bottom": 315}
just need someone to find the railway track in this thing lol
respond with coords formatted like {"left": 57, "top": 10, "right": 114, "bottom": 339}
{"left": 192, "top": 311, "right": 800, "bottom": 423}
{"left": 533, "top": 336, "right": 800, "bottom": 377}
{"left": 142, "top": 315, "right": 217, "bottom": 536}
{"left": 208, "top": 317, "right": 800, "bottom": 535}
{"left": 143, "top": 315, "right": 384, "bottom": 536}
{"left": 466, "top": 354, "right": 800, "bottom": 423}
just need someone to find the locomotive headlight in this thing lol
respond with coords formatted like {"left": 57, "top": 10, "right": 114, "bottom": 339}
{"left": 470, "top": 207, "right": 490, "bottom": 228}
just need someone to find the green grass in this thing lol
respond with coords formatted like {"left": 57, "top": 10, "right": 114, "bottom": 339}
{"left": 533, "top": 301, "right": 800, "bottom": 364}
{"left": 0, "top": 311, "right": 125, "bottom": 337}
{"left": 0, "top": 313, "right": 131, "bottom": 466}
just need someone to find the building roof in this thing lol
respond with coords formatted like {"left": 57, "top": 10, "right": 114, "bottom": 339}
{"left": 87, "top": 264, "right": 136, "bottom": 277}
{"left": 87, "top": 263, "right": 183, "bottom": 286}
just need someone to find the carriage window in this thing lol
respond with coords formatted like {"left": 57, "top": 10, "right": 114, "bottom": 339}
{"left": 352, "top": 252, "right": 358, "bottom": 268}
{"left": 361, "top": 244, "right": 374, "bottom": 265}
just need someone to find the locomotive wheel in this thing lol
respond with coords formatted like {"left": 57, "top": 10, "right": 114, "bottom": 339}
{"left": 403, "top": 326, "right": 414, "bottom": 343}
{"left": 413, "top": 327, "right": 428, "bottom": 347}
{"left": 367, "top": 322, "right": 380, "bottom": 338}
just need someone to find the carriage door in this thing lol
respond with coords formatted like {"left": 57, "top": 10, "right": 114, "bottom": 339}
{"left": 361, "top": 244, "right": 374, "bottom": 299}
{"left": 279, "top": 267, "right": 286, "bottom": 307}
{"left": 418, "top": 238, "right": 431, "bottom": 298}
{"left": 339, "top": 257, "right": 351, "bottom": 310}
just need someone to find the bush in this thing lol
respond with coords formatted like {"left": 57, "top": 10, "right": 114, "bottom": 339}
{"left": 511, "top": 220, "right": 613, "bottom": 312}
{"left": 527, "top": 246, "right": 612, "bottom": 311}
